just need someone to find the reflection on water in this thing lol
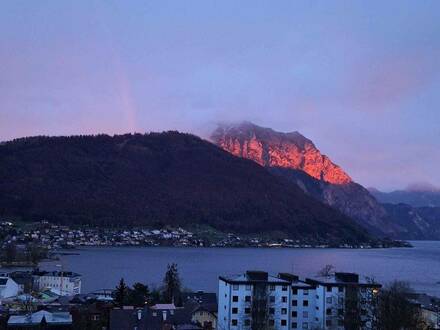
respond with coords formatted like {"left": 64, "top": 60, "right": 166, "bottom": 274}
{"left": 36, "top": 240, "right": 440, "bottom": 296}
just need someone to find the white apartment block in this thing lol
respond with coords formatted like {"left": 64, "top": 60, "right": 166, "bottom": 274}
{"left": 218, "top": 271, "right": 381, "bottom": 330}
{"left": 33, "top": 270, "right": 82, "bottom": 296}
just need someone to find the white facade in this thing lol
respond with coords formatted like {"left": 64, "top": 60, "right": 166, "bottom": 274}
{"left": 34, "top": 271, "right": 81, "bottom": 296}
{"left": 0, "top": 276, "right": 20, "bottom": 299}
{"left": 218, "top": 271, "right": 380, "bottom": 330}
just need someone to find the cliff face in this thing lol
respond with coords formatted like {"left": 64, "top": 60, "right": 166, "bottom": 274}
{"left": 211, "top": 122, "right": 351, "bottom": 185}
{"left": 211, "top": 122, "right": 399, "bottom": 236}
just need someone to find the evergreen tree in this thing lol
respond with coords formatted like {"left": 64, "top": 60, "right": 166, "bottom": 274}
{"left": 128, "top": 282, "right": 150, "bottom": 307}
{"left": 163, "top": 263, "right": 182, "bottom": 305}
{"left": 114, "top": 278, "right": 128, "bottom": 307}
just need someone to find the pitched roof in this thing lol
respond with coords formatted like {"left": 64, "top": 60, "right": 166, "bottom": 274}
{"left": 8, "top": 310, "right": 72, "bottom": 325}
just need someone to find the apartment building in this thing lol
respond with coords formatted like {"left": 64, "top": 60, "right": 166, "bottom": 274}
{"left": 218, "top": 270, "right": 381, "bottom": 330}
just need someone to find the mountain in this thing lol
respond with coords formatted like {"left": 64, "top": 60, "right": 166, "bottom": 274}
{"left": 381, "top": 203, "right": 440, "bottom": 240}
{"left": 211, "top": 121, "right": 351, "bottom": 185}
{"left": 0, "top": 132, "right": 369, "bottom": 242}
{"left": 370, "top": 187, "right": 440, "bottom": 208}
{"left": 211, "top": 122, "right": 399, "bottom": 236}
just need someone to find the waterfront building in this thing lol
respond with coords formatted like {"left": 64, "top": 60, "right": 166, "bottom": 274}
{"left": 218, "top": 270, "right": 381, "bottom": 330}
{"left": 33, "top": 270, "right": 82, "bottom": 296}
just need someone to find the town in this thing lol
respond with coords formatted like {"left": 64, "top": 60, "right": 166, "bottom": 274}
{"left": 0, "top": 221, "right": 409, "bottom": 259}
{"left": 0, "top": 266, "right": 439, "bottom": 329}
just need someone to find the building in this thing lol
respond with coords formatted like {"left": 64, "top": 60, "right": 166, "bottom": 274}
{"left": 7, "top": 310, "right": 72, "bottom": 329}
{"left": 33, "top": 271, "right": 82, "bottom": 296}
{"left": 305, "top": 272, "right": 381, "bottom": 330}
{"left": 218, "top": 271, "right": 293, "bottom": 330}
{"left": 0, "top": 276, "right": 19, "bottom": 299}
{"left": 218, "top": 270, "right": 381, "bottom": 330}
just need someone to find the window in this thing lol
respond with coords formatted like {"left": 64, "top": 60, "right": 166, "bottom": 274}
{"left": 232, "top": 307, "right": 238, "bottom": 314}
{"left": 303, "top": 289, "right": 309, "bottom": 295}
{"left": 292, "top": 300, "right": 297, "bottom": 306}
{"left": 232, "top": 296, "right": 238, "bottom": 302}
{"left": 269, "top": 319, "right": 275, "bottom": 326}
{"left": 245, "top": 284, "right": 251, "bottom": 290}
{"left": 282, "top": 285, "right": 288, "bottom": 291}
{"left": 292, "top": 311, "right": 297, "bottom": 318}
{"left": 326, "top": 297, "right": 332, "bottom": 304}
{"left": 269, "top": 284, "right": 275, "bottom": 291}
{"left": 91, "top": 314, "right": 100, "bottom": 321}
{"left": 270, "top": 296, "right": 275, "bottom": 303}
{"left": 302, "top": 322, "right": 308, "bottom": 329}
{"left": 338, "top": 308, "right": 344, "bottom": 316}
{"left": 303, "top": 300, "right": 309, "bottom": 307}
{"left": 233, "top": 284, "right": 239, "bottom": 291}
{"left": 326, "top": 320, "right": 332, "bottom": 327}
{"left": 281, "top": 308, "right": 287, "bottom": 314}
{"left": 326, "top": 286, "right": 332, "bottom": 292}
{"left": 281, "top": 319, "right": 287, "bottom": 326}
{"left": 245, "top": 319, "right": 251, "bottom": 326}
{"left": 269, "top": 308, "right": 275, "bottom": 315}
{"left": 231, "top": 319, "right": 238, "bottom": 326}
{"left": 292, "top": 288, "right": 298, "bottom": 294}
{"left": 361, "top": 287, "right": 366, "bottom": 293}
{"left": 338, "top": 286, "right": 344, "bottom": 293}
{"left": 338, "top": 297, "right": 344, "bottom": 305}
{"left": 292, "top": 322, "right": 297, "bottom": 329}
{"left": 338, "top": 320, "right": 344, "bottom": 326}
{"left": 326, "top": 308, "right": 332, "bottom": 315}
{"left": 303, "top": 311, "right": 308, "bottom": 318}
{"left": 282, "top": 296, "right": 287, "bottom": 303}
{"left": 245, "top": 295, "right": 251, "bottom": 302}
{"left": 245, "top": 307, "right": 251, "bottom": 314}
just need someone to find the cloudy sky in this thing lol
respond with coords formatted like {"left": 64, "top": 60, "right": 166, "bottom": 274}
{"left": 1, "top": 1, "right": 439, "bottom": 191}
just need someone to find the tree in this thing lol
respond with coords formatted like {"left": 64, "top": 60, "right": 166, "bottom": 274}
{"left": 377, "top": 281, "right": 425, "bottom": 330}
{"left": 318, "top": 264, "right": 335, "bottom": 277}
{"left": 128, "top": 282, "right": 150, "bottom": 307}
{"left": 114, "top": 278, "right": 128, "bottom": 307}
{"left": 5, "top": 242, "right": 17, "bottom": 263}
{"left": 163, "top": 263, "right": 182, "bottom": 305}
{"left": 251, "top": 283, "right": 271, "bottom": 330}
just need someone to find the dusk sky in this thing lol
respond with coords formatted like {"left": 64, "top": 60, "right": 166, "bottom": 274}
{"left": 1, "top": 1, "right": 439, "bottom": 191}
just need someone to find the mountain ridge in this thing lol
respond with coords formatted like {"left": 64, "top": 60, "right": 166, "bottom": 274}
{"left": 0, "top": 132, "right": 369, "bottom": 242}
{"left": 211, "top": 122, "right": 402, "bottom": 237}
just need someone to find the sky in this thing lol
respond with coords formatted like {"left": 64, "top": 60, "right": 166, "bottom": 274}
{"left": 1, "top": 1, "right": 439, "bottom": 191}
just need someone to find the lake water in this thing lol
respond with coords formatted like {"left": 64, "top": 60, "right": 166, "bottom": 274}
{"left": 37, "top": 241, "right": 440, "bottom": 296}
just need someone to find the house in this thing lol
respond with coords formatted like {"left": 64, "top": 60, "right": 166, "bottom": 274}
{"left": 191, "top": 305, "right": 217, "bottom": 329}
{"left": 7, "top": 310, "right": 72, "bottom": 329}
{"left": 109, "top": 302, "right": 204, "bottom": 330}
{"left": 9, "top": 271, "right": 33, "bottom": 294}
{"left": 0, "top": 277, "right": 19, "bottom": 299}
{"left": 33, "top": 270, "right": 81, "bottom": 296}
{"left": 218, "top": 270, "right": 381, "bottom": 330}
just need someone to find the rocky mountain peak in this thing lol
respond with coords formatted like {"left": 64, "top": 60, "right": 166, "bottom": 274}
{"left": 211, "top": 122, "right": 352, "bottom": 185}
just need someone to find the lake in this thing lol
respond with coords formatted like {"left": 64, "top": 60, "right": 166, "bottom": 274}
{"left": 37, "top": 241, "right": 440, "bottom": 296}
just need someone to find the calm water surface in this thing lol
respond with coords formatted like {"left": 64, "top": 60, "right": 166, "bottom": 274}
{"left": 37, "top": 241, "right": 440, "bottom": 296}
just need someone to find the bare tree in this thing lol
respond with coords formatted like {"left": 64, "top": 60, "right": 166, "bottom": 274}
{"left": 318, "top": 264, "right": 335, "bottom": 277}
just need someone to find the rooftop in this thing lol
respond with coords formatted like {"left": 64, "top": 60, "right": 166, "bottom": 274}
{"left": 306, "top": 272, "right": 381, "bottom": 287}
{"left": 220, "top": 272, "right": 290, "bottom": 284}
{"left": 8, "top": 310, "right": 72, "bottom": 325}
